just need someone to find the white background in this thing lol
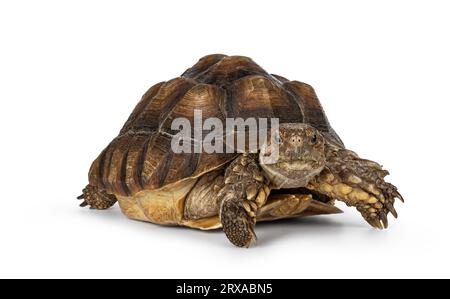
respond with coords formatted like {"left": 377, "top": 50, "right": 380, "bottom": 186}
{"left": 1, "top": 0, "right": 449, "bottom": 278}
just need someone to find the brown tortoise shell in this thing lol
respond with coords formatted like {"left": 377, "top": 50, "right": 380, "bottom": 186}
{"left": 88, "top": 54, "right": 343, "bottom": 197}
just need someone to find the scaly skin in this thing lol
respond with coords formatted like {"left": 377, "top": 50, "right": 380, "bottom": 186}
{"left": 78, "top": 184, "right": 117, "bottom": 209}
{"left": 307, "top": 143, "right": 403, "bottom": 229}
{"left": 218, "top": 154, "right": 270, "bottom": 247}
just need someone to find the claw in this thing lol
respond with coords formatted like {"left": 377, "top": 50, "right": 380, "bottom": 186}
{"left": 77, "top": 194, "right": 85, "bottom": 200}
{"left": 384, "top": 183, "right": 404, "bottom": 203}
{"left": 380, "top": 212, "right": 389, "bottom": 228}
{"left": 396, "top": 191, "right": 405, "bottom": 203}
{"left": 366, "top": 217, "right": 383, "bottom": 229}
{"left": 79, "top": 201, "right": 88, "bottom": 207}
{"left": 385, "top": 202, "right": 398, "bottom": 218}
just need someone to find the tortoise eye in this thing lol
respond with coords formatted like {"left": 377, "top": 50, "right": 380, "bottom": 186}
{"left": 310, "top": 134, "right": 318, "bottom": 145}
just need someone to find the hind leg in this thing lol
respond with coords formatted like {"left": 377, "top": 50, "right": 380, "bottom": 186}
{"left": 77, "top": 184, "right": 117, "bottom": 209}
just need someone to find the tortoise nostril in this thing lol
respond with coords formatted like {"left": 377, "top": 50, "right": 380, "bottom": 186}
{"left": 290, "top": 137, "right": 303, "bottom": 146}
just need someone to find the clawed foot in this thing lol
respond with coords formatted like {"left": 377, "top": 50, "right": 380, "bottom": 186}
{"left": 336, "top": 154, "right": 404, "bottom": 229}
{"left": 220, "top": 197, "right": 258, "bottom": 247}
{"left": 339, "top": 159, "right": 404, "bottom": 229}
{"left": 219, "top": 179, "right": 269, "bottom": 247}
{"left": 355, "top": 181, "right": 403, "bottom": 229}
{"left": 77, "top": 184, "right": 117, "bottom": 210}
{"left": 311, "top": 145, "right": 404, "bottom": 230}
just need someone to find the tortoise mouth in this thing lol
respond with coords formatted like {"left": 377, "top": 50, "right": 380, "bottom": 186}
{"left": 274, "top": 159, "right": 321, "bottom": 170}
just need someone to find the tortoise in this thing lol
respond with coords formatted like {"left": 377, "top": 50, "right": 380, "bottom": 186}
{"left": 78, "top": 54, "right": 403, "bottom": 247}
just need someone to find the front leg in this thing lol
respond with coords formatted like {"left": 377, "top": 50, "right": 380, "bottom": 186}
{"left": 218, "top": 154, "right": 270, "bottom": 247}
{"left": 308, "top": 144, "right": 403, "bottom": 229}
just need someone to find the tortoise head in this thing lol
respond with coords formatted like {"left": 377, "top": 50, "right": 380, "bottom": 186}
{"left": 259, "top": 123, "right": 326, "bottom": 189}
